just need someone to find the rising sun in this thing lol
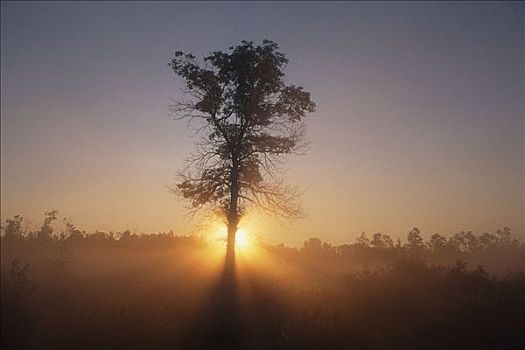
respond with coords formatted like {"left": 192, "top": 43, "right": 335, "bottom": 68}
{"left": 235, "top": 228, "right": 250, "bottom": 249}
{"left": 208, "top": 221, "right": 255, "bottom": 253}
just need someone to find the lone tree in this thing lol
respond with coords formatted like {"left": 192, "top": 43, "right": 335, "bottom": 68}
{"left": 169, "top": 40, "right": 315, "bottom": 262}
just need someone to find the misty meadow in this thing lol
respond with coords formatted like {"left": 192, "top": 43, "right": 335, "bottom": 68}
{"left": 1, "top": 212, "right": 525, "bottom": 349}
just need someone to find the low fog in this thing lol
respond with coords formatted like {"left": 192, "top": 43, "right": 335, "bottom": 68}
{"left": 1, "top": 212, "right": 524, "bottom": 349}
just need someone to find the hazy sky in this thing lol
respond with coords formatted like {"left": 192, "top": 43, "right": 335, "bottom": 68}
{"left": 1, "top": 1, "right": 524, "bottom": 245}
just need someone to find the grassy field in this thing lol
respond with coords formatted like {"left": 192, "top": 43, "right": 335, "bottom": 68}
{"left": 1, "top": 215, "right": 524, "bottom": 349}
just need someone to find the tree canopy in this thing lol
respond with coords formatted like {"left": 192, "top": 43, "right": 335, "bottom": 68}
{"left": 169, "top": 40, "right": 316, "bottom": 230}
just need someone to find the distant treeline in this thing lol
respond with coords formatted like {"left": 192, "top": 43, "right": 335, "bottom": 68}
{"left": 1, "top": 211, "right": 525, "bottom": 349}
{"left": 2, "top": 210, "right": 524, "bottom": 276}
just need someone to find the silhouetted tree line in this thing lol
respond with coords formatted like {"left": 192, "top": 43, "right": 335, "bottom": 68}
{"left": 1, "top": 211, "right": 524, "bottom": 349}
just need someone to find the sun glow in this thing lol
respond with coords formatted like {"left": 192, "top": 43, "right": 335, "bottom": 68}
{"left": 235, "top": 228, "right": 250, "bottom": 249}
{"left": 206, "top": 217, "right": 258, "bottom": 255}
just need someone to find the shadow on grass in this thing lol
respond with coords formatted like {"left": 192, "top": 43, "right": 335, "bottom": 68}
{"left": 181, "top": 252, "right": 242, "bottom": 350}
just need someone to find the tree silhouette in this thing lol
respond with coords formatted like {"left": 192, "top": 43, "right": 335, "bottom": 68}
{"left": 169, "top": 40, "right": 316, "bottom": 262}
{"left": 407, "top": 227, "right": 424, "bottom": 249}
{"left": 371, "top": 233, "right": 394, "bottom": 249}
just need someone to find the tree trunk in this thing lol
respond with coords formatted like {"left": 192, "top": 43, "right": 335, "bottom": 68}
{"left": 225, "top": 214, "right": 237, "bottom": 269}
{"left": 226, "top": 157, "right": 240, "bottom": 269}
{"left": 226, "top": 143, "right": 240, "bottom": 268}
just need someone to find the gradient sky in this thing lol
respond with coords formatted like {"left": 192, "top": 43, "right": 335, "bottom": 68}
{"left": 1, "top": 1, "right": 524, "bottom": 245}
